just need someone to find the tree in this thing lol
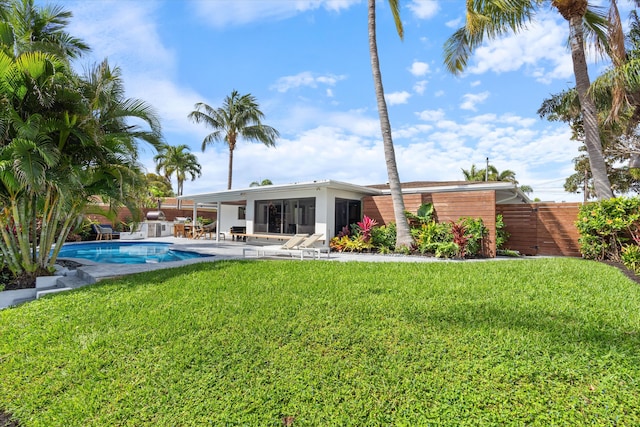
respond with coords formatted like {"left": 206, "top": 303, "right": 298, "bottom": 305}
{"left": 0, "top": 34, "right": 162, "bottom": 283}
{"left": 154, "top": 144, "right": 201, "bottom": 209}
{"left": 368, "top": 0, "right": 412, "bottom": 249}
{"left": 145, "top": 173, "right": 174, "bottom": 198}
{"left": 249, "top": 178, "right": 273, "bottom": 187}
{"left": 188, "top": 90, "right": 279, "bottom": 190}
{"left": 444, "top": 0, "right": 614, "bottom": 200}
{"left": 462, "top": 163, "right": 533, "bottom": 194}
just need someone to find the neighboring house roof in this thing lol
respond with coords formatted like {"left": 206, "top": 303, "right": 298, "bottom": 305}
{"left": 368, "top": 180, "right": 531, "bottom": 204}
{"left": 178, "top": 179, "right": 530, "bottom": 205}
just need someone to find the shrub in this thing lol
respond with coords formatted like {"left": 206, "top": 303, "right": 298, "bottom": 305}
{"left": 461, "top": 217, "right": 488, "bottom": 257}
{"left": 371, "top": 222, "right": 396, "bottom": 252}
{"left": 434, "top": 241, "right": 458, "bottom": 258}
{"left": 576, "top": 197, "right": 640, "bottom": 261}
{"left": 412, "top": 221, "right": 451, "bottom": 255}
{"left": 450, "top": 221, "right": 471, "bottom": 258}
{"left": 622, "top": 244, "right": 640, "bottom": 274}
{"left": 495, "top": 214, "right": 509, "bottom": 250}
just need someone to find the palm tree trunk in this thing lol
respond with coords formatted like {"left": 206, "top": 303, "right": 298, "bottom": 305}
{"left": 227, "top": 147, "right": 234, "bottom": 190}
{"left": 567, "top": 14, "right": 614, "bottom": 200}
{"left": 368, "top": 0, "right": 412, "bottom": 248}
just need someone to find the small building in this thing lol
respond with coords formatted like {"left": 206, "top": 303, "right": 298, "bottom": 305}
{"left": 179, "top": 179, "right": 530, "bottom": 257}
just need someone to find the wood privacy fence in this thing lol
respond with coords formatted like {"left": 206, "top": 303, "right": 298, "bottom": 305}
{"left": 364, "top": 193, "right": 583, "bottom": 258}
{"left": 497, "top": 203, "right": 582, "bottom": 257}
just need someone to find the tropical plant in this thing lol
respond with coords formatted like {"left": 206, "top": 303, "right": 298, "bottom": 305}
{"left": 495, "top": 214, "right": 509, "bottom": 250}
{"left": 621, "top": 243, "right": 640, "bottom": 274}
{"left": 249, "top": 178, "right": 273, "bottom": 187}
{"left": 411, "top": 220, "right": 451, "bottom": 255}
{"left": 450, "top": 220, "right": 471, "bottom": 258}
{"left": 371, "top": 222, "right": 396, "bottom": 253}
{"left": 188, "top": 90, "right": 279, "bottom": 190}
{"left": 444, "top": 0, "right": 614, "bottom": 200}
{"left": 154, "top": 143, "right": 201, "bottom": 208}
{"left": 405, "top": 202, "right": 434, "bottom": 226}
{"left": 0, "top": 35, "right": 162, "bottom": 285}
{"left": 460, "top": 217, "right": 488, "bottom": 257}
{"left": 367, "top": 0, "right": 412, "bottom": 249}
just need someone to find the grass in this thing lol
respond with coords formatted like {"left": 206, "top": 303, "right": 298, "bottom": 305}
{"left": 1, "top": 258, "right": 640, "bottom": 426}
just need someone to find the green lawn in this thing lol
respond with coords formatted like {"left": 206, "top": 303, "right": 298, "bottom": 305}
{"left": 1, "top": 258, "right": 639, "bottom": 426}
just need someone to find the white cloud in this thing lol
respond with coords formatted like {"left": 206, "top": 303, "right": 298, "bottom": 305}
{"left": 445, "top": 18, "right": 461, "bottom": 29}
{"left": 408, "top": 0, "right": 439, "bottom": 19}
{"left": 408, "top": 61, "right": 430, "bottom": 77}
{"left": 385, "top": 91, "right": 411, "bottom": 105}
{"left": 460, "top": 92, "right": 490, "bottom": 111}
{"left": 271, "top": 72, "right": 347, "bottom": 92}
{"left": 467, "top": 13, "right": 572, "bottom": 84}
{"left": 417, "top": 109, "right": 446, "bottom": 122}
{"left": 413, "top": 80, "right": 428, "bottom": 95}
{"left": 192, "top": 0, "right": 360, "bottom": 28}
{"left": 470, "top": 80, "right": 481, "bottom": 87}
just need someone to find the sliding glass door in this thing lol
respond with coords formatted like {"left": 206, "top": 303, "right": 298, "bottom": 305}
{"left": 254, "top": 198, "right": 315, "bottom": 235}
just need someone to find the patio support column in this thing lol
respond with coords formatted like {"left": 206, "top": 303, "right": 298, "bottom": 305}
{"left": 216, "top": 201, "right": 221, "bottom": 242}
{"left": 192, "top": 203, "right": 198, "bottom": 224}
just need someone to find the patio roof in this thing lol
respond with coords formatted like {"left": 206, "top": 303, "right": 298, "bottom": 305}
{"left": 177, "top": 179, "right": 383, "bottom": 204}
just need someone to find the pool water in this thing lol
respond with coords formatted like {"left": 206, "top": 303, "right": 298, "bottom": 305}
{"left": 55, "top": 242, "right": 211, "bottom": 264}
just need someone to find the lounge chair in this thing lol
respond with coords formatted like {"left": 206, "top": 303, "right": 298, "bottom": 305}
{"left": 295, "top": 234, "right": 330, "bottom": 259}
{"left": 193, "top": 223, "right": 224, "bottom": 240}
{"left": 243, "top": 234, "right": 310, "bottom": 259}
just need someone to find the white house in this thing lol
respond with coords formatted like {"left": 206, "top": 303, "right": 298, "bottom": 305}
{"left": 178, "top": 179, "right": 530, "bottom": 249}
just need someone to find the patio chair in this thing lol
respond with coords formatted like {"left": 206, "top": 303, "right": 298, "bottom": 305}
{"left": 93, "top": 224, "right": 119, "bottom": 240}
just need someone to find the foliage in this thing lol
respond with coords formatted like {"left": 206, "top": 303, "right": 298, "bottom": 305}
{"left": 329, "top": 216, "right": 378, "bottom": 252}
{"left": 412, "top": 221, "right": 452, "bottom": 255}
{"left": 460, "top": 217, "right": 488, "bottom": 257}
{"left": 2, "top": 259, "right": 640, "bottom": 425}
{"left": 576, "top": 197, "right": 640, "bottom": 261}
{"left": 622, "top": 244, "right": 640, "bottom": 274}
{"left": 370, "top": 222, "right": 396, "bottom": 253}
{"left": 450, "top": 221, "right": 470, "bottom": 258}
{"left": 0, "top": 2, "right": 162, "bottom": 283}
{"left": 434, "top": 241, "right": 458, "bottom": 259}
{"left": 405, "top": 202, "right": 434, "bottom": 226}
{"left": 495, "top": 214, "right": 509, "bottom": 250}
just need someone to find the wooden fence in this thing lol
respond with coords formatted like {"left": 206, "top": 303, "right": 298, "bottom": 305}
{"left": 365, "top": 194, "right": 583, "bottom": 258}
{"left": 497, "top": 203, "right": 582, "bottom": 257}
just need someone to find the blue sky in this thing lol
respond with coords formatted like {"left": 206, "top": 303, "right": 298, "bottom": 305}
{"left": 54, "top": 0, "right": 636, "bottom": 201}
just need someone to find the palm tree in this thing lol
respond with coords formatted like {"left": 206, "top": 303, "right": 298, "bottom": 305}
{"left": 249, "top": 178, "right": 273, "bottom": 187}
{"left": 154, "top": 144, "right": 201, "bottom": 209}
{"left": 462, "top": 164, "right": 485, "bottom": 181}
{"left": 444, "top": 0, "right": 614, "bottom": 200}
{"left": 368, "top": 0, "right": 412, "bottom": 249}
{"left": 0, "top": 0, "right": 89, "bottom": 60}
{"left": 188, "top": 90, "right": 279, "bottom": 190}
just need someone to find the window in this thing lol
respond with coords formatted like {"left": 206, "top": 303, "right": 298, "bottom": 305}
{"left": 254, "top": 197, "right": 315, "bottom": 235}
{"left": 238, "top": 206, "right": 246, "bottom": 220}
{"left": 335, "top": 198, "right": 361, "bottom": 236}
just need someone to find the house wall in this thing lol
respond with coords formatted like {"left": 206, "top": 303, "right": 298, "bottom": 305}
{"left": 497, "top": 203, "right": 581, "bottom": 257}
{"left": 363, "top": 191, "right": 497, "bottom": 257}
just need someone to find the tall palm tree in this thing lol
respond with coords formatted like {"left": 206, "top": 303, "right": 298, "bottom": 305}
{"left": 188, "top": 90, "right": 279, "bottom": 190}
{"left": 154, "top": 144, "right": 201, "bottom": 209}
{"left": 444, "top": 0, "right": 614, "bottom": 200}
{"left": 368, "top": 0, "right": 412, "bottom": 249}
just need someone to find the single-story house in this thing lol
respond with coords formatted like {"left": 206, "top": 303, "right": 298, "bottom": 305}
{"left": 179, "top": 179, "right": 531, "bottom": 257}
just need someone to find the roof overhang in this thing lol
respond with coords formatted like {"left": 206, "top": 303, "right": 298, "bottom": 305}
{"left": 178, "top": 179, "right": 383, "bottom": 204}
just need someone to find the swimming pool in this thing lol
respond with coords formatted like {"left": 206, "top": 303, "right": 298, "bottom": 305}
{"left": 55, "top": 242, "right": 212, "bottom": 264}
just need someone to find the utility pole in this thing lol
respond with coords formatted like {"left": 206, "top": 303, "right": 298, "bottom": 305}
{"left": 485, "top": 157, "right": 489, "bottom": 181}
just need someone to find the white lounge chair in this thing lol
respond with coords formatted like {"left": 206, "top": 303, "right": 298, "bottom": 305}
{"left": 295, "top": 234, "right": 330, "bottom": 259}
{"left": 243, "top": 234, "right": 310, "bottom": 259}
